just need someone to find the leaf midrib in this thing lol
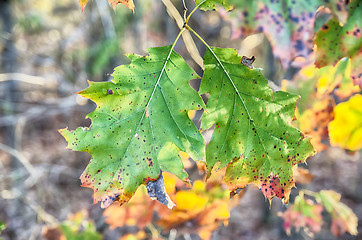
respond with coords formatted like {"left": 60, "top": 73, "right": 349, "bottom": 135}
{"left": 207, "top": 48, "right": 270, "bottom": 163}
{"left": 100, "top": 48, "right": 176, "bottom": 195}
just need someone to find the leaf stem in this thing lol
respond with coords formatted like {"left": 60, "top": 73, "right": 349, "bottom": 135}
{"left": 161, "top": 0, "right": 203, "bottom": 67}
{"left": 185, "top": 24, "right": 210, "bottom": 51}
{"left": 185, "top": 0, "right": 207, "bottom": 24}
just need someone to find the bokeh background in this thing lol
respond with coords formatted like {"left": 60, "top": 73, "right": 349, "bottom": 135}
{"left": 0, "top": 0, "right": 361, "bottom": 239}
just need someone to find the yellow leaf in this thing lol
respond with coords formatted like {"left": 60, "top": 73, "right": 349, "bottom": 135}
{"left": 316, "top": 58, "right": 360, "bottom": 99}
{"left": 193, "top": 180, "right": 206, "bottom": 192}
{"left": 175, "top": 191, "right": 208, "bottom": 211}
{"left": 300, "top": 64, "right": 316, "bottom": 79}
{"left": 162, "top": 172, "right": 178, "bottom": 195}
{"left": 119, "top": 231, "right": 146, "bottom": 240}
{"left": 329, "top": 94, "right": 362, "bottom": 151}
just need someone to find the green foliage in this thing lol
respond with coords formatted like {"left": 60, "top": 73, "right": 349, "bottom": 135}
{"left": 281, "top": 190, "right": 358, "bottom": 237}
{"left": 315, "top": 2, "right": 361, "bottom": 66}
{"left": 60, "top": 0, "right": 357, "bottom": 213}
{"left": 17, "top": 12, "right": 44, "bottom": 34}
{"left": 227, "top": 0, "right": 321, "bottom": 68}
{"left": 315, "top": 1, "right": 362, "bottom": 85}
{"left": 0, "top": 221, "right": 5, "bottom": 240}
{"left": 281, "top": 193, "right": 323, "bottom": 235}
{"left": 60, "top": 224, "right": 101, "bottom": 240}
{"left": 216, "top": 0, "right": 361, "bottom": 82}
{"left": 86, "top": 38, "right": 119, "bottom": 77}
{"left": 200, "top": 47, "right": 315, "bottom": 203}
{"left": 195, "top": 0, "right": 233, "bottom": 11}
{"left": 59, "top": 211, "right": 102, "bottom": 240}
{"left": 59, "top": 46, "right": 205, "bottom": 208}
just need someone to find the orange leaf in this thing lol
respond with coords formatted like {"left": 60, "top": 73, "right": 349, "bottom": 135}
{"left": 293, "top": 166, "right": 314, "bottom": 185}
{"left": 108, "top": 0, "right": 135, "bottom": 12}
{"left": 103, "top": 186, "right": 155, "bottom": 229}
{"left": 299, "top": 97, "right": 335, "bottom": 152}
{"left": 79, "top": 0, "right": 89, "bottom": 11}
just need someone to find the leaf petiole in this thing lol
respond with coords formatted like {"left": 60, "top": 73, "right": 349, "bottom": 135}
{"left": 185, "top": 0, "right": 207, "bottom": 24}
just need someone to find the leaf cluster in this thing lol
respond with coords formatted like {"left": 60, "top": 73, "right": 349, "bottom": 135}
{"left": 62, "top": 0, "right": 360, "bottom": 227}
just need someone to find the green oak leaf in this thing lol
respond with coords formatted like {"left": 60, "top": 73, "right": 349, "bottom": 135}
{"left": 200, "top": 47, "right": 315, "bottom": 203}
{"left": 59, "top": 46, "right": 205, "bottom": 208}
{"left": 315, "top": 1, "right": 362, "bottom": 86}
{"left": 195, "top": 0, "right": 233, "bottom": 11}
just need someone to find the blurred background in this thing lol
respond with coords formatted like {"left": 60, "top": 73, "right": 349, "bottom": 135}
{"left": 0, "top": 0, "right": 361, "bottom": 239}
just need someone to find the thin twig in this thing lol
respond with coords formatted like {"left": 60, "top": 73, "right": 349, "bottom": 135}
{"left": 169, "top": 229, "right": 177, "bottom": 240}
{"left": 0, "top": 73, "right": 49, "bottom": 86}
{"left": 0, "top": 142, "right": 37, "bottom": 184}
{"left": 0, "top": 95, "right": 81, "bottom": 127}
{"left": 182, "top": 0, "right": 188, "bottom": 21}
{"left": 0, "top": 189, "right": 58, "bottom": 226}
{"left": 95, "top": 0, "right": 116, "bottom": 39}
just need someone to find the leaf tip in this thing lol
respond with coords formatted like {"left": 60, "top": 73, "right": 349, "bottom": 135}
{"left": 58, "top": 127, "right": 70, "bottom": 143}
{"left": 78, "top": 0, "right": 88, "bottom": 11}
{"left": 57, "top": 127, "right": 67, "bottom": 134}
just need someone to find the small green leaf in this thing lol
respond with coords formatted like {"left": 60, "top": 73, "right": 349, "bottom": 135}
{"left": 59, "top": 46, "right": 205, "bottom": 208}
{"left": 200, "top": 47, "right": 315, "bottom": 203}
{"left": 195, "top": 0, "right": 233, "bottom": 11}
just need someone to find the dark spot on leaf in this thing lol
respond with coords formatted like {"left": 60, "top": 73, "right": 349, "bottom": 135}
{"left": 294, "top": 40, "right": 304, "bottom": 51}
